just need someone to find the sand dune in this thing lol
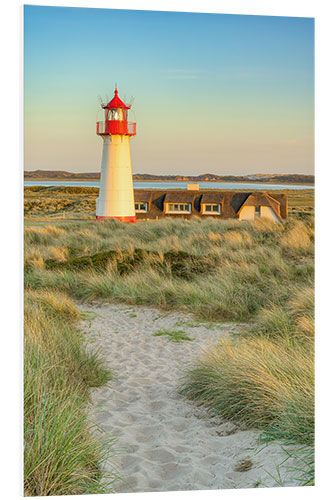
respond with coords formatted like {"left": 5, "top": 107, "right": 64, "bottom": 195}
{"left": 80, "top": 303, "right": 303, "bottom": 493}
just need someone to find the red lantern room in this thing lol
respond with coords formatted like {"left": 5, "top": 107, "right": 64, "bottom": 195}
{"left": 96, "top": 87, "right": 136, "bottom": 136}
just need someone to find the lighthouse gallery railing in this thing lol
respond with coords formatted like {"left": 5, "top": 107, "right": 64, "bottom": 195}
{"left": 96, "top": 121, "right": 136, "bottom": 136}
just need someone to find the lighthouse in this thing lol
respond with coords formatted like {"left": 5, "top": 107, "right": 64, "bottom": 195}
{"left": 96, "top": 87, "right": 137, "bottom": 222}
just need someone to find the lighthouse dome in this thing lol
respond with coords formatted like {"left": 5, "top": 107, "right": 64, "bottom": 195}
{"left": 104, "top": 88, "right": 131, "bottom": 110}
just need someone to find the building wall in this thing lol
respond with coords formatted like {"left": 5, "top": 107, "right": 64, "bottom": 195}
{"left": 270, "top": 194, "right": 288, "bottom": 218}
{"left": 239, "top": 206, "right": 255, "bottom": 220}
{"left": 260, "top": 206, "right": 281, "bottom": 222}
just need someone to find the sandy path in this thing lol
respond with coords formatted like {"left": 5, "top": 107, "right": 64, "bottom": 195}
{"left": 80, "top": 302, "right": 303, "bottom": 493}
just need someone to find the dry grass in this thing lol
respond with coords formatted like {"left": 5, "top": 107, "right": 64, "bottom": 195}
{"left": 223, "top": 230, "right": 252, "bottom": 246}
{"left": 281, "top": 221, "right": 312, "bottom": 250}
{"left": 24, "top": 289, "right": 116, "bottom": 496}
{"left": 24, "top": 201, "right": 314, "bottom": 488}
{"left": 180, "top": 334, "right": 314, "bottom": 444}
{"left": 24, "top": 186, "right": 98, "bottom": 218}
{"left": 47, "top": 245, "right": 69, "bottom": 261}
{"left": 24, "top": 216, "right": 314, "bottom": 322}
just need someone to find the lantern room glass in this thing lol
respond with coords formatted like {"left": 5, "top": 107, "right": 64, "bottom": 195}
{"left": 105, "top": 108, "right": 125, "bottom": 121}
{"left": 111, "top": 109, "right": 122, "bottom": 121}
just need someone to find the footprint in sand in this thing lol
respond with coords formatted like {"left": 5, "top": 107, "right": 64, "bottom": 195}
{"left": 82, "top": 303, "right": 306, "bottom": 493}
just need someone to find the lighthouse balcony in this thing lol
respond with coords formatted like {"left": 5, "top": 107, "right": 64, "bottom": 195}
{"left": 96, "top": 120, "right": 136, "bottom": 136}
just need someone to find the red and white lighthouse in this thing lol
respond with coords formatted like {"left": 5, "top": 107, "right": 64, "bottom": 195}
{"left": 96, "top": 87, "right": 137, "bottom": 222}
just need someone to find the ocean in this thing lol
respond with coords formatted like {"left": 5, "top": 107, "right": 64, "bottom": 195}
{"left": 24, "top": 180, "right": 314, "bottom": 191}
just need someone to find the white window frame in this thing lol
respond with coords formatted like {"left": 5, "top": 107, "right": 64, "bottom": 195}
{"left": 135, "top": 202, "right": 148, "bottom": 213}
{"left": 165, "top": 203, "right": 192, "bottom": 214}
{"left": 202, "top": 203, "right": 221, "bottom": 215}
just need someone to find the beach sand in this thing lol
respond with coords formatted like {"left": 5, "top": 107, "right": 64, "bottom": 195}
{"left": 80, "top": 302, "right": 304, "bottom": 493}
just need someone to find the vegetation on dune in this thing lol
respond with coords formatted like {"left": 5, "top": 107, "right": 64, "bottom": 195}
{"left": 24, "top": 289, "right": 117, "bottom": 496}
{"left": 180, "top": 289, "right": 314, "bottom": 441}
{"left": 253, "top": 285, "right": 314, "bottom": 342}
{"left": 43, "top": 248, "right": 216, "bottom": 280}
{"left": 180, "top": 286, "right": 314, "bottom": 485}
{"left": 24, "top": 194, "right": 314, "bottom": 489}
{"left": 153, "top": 329, "right": 194, "bottom": 343}
{"left": 24, "top": 186, "right": 99, "bottom": 218}
{"left": 24, "top": 216, "right": 314, "bottom": 322}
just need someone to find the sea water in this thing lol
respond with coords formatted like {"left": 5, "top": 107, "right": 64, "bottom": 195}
{"left": 24, "top": 181, "right": 314, "bottom": 190}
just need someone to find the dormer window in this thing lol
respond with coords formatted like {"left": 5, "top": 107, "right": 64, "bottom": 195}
{"left": 135, "top": 202, "right": 148, "bottom": 212}
{"left": 165, "top": 203, "right": 191, "bottom": 213}
{"left": 200, "top": 193, "right": 224, "bottom": 215}
{"left": 202, "top": 203, "right": 221, "bottom": 214}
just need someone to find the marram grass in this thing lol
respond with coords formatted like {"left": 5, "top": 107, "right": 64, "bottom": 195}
{"left": 24, "top": 214, "right": 314, "bottom": 487}
{"left": 24, "top": 290, "right": 117, "bottom": 496}
{"left": 180, "top": 335, "right": 314, "bottom": 441}
{"left": 180, "top": 287, "right": 314, "bottom": 485}
{"left": 24, "top": 217, "right": 314, "bottom": 323}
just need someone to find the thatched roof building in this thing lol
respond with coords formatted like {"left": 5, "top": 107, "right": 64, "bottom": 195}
{"left": 133, "top": 189, "right": 287, "bottom": 222}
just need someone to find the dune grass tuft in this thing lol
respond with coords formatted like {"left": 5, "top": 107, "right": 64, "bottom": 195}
{"left": 281, "top": 220, "right": 312, "bottom": 251}
{"left": 24, "top": 210, "right": 314, "bottom": 488}
{"left": 24, "top": 290, "right": 116, "bottom": 496}
{"left": 153, "top": 329, "right": 194, "bottom": 343}
{"left": 180, "top": 280, "right": 314, "bottom": 485}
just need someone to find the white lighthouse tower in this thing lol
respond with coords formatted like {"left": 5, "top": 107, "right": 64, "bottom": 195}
{"left": 96, "top": 87, "right": 137, "bottom": 222}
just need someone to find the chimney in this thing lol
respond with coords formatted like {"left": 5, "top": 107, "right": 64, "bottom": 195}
{"left": 187, "top": 183, "right": 199, "bottom": 191}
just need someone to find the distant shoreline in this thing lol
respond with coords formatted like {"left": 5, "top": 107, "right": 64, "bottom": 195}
{"left": 24, "top": 177, "right": 314, "bottom": 186}
{"left": 24, "top": 170, "right": 315, "bottom": 186}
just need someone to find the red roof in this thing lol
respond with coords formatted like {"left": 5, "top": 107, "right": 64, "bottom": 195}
{"left": 103, "top": 88, "right": 131, "bottom": 110}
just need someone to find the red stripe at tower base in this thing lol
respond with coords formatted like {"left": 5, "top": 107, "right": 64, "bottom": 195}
{"left": 96, "top": 215, "right": 137, "bottom": 223}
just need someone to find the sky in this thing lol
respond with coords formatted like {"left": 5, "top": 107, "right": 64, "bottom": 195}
{"left": 24, "top": 5, "right": 314, "bottom": 176}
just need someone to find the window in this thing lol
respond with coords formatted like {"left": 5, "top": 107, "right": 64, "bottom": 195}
{"left": 166, "top": 203, "right": 191, "bottom": 213}
{"left": 203, "top": 204, "right": 221, "bottom": 214}
{"left": 135, "top": 202, "right": 148, "bottom": 212}
{"left": 255, "top": 206, "right": 261, "bottom": 217}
